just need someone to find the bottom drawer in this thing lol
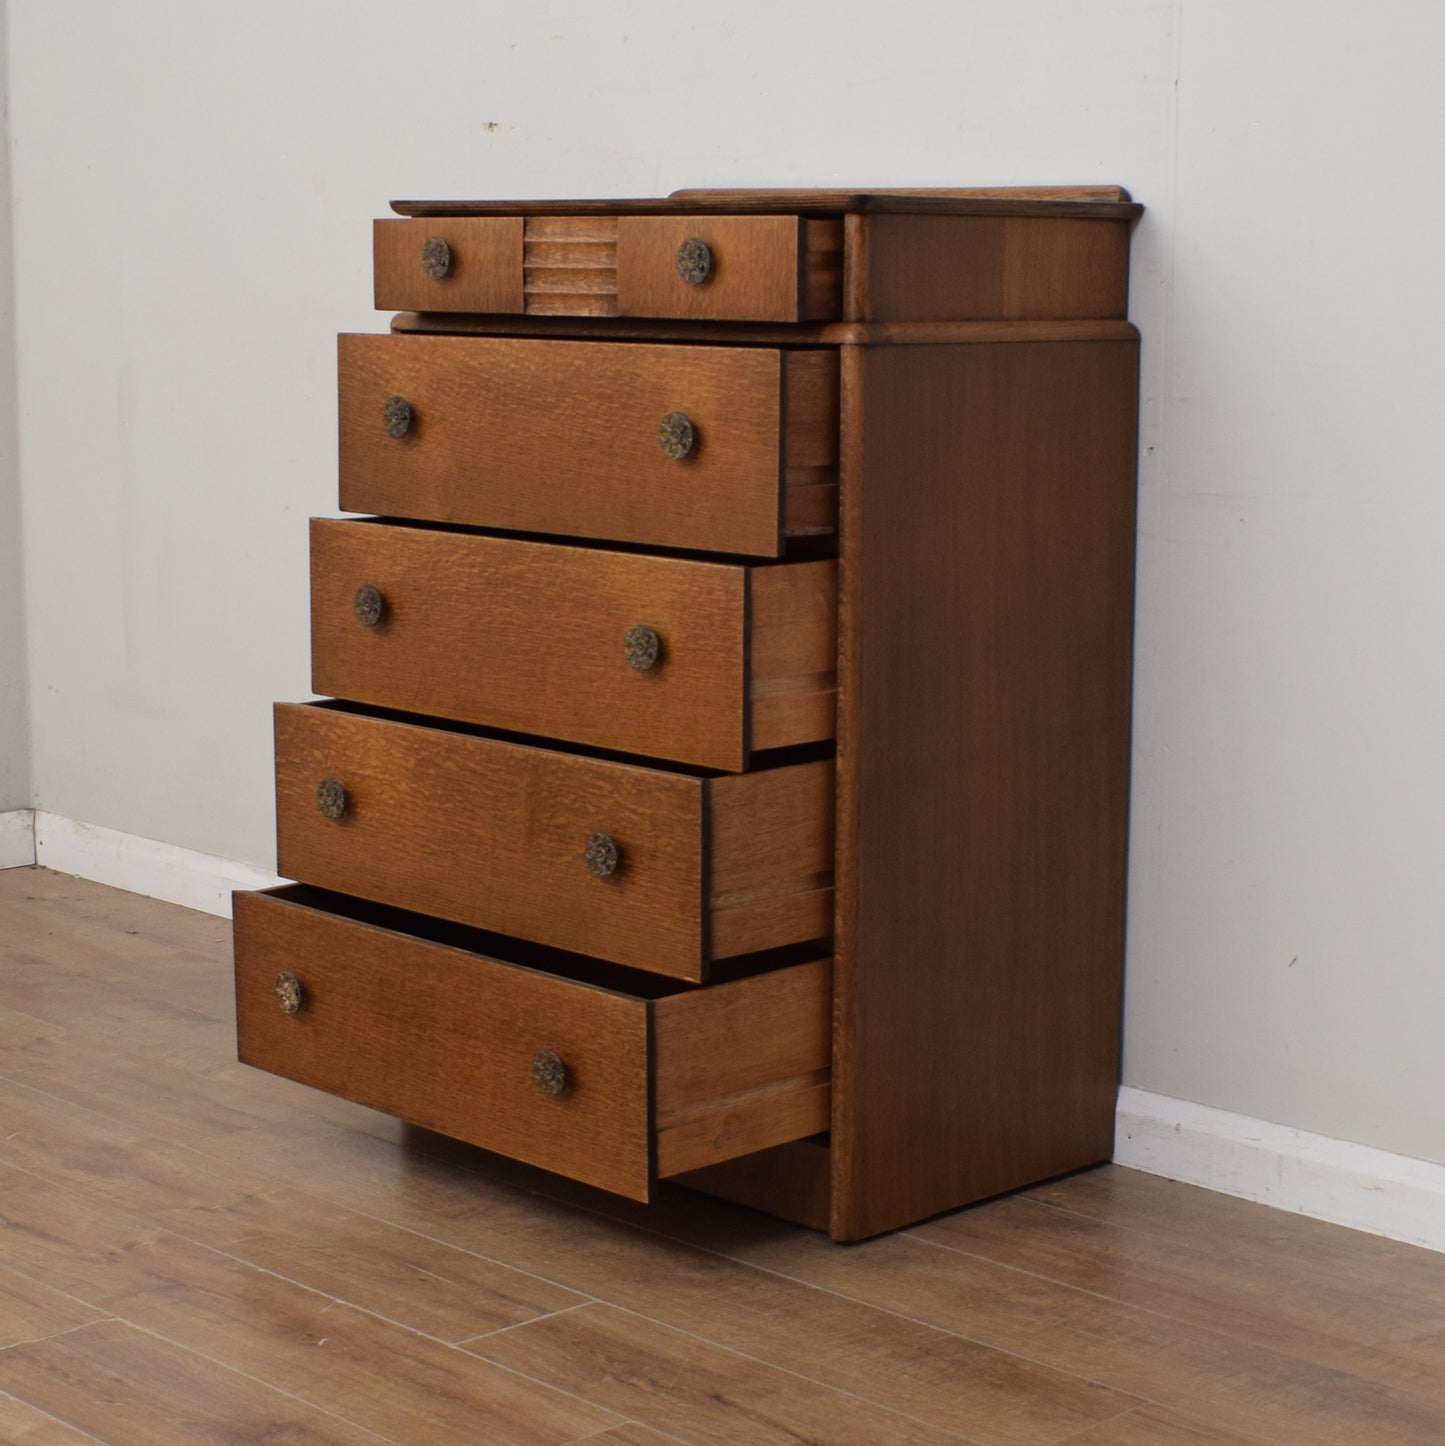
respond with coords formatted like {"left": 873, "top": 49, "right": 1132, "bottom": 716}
{"left": 233, "top": 886, "right": 831, "bottom": 1201}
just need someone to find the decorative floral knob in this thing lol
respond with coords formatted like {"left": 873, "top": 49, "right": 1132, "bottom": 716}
{"left": 353, "top": 584, "right": 385, "bottom": 627}
{"left": 382, "top": 395, "right": 413, "bottom": 439}
{"left": 658, "top": 411, "right": 695, "bottom": 461}
{"left": 421, "top": 235, "right": 452, "bottom": 280}
{"left": 274, "top": 971, "right": 304, "bottom": 1015}
{"left": 316, "top": 777, "right": 348, "bottom": 820}
{"left": 532, "top": 1049, "right": 568, "bottom": 1096}
{"left": 584, "top": 832, "right": 620, "bottom": 879}
{"left": 623, "top": 625, "right": 660, "bottom": 672}
{"left": 676, "top": 237, "right": 712, "bottom": 286}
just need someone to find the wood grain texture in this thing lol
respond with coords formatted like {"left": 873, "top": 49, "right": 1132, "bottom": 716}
{"left": 671, "top": 1138, "right": 833, "bottom": 1232}
{"left": 0, "top": 1267, "right": 103, "bottom": 1349}
{"left": 274, "top": 704, "right": 832, "bottom": 978}
{"left": 273, "top": 702, "right": 706, "bottom": 977}
{"left": 524, "top": 215, "right": 619, "bottom": 316}
{"left": 780, "top": 348, "right": 842, "bottom": 537}
{"left": 830, "top": 338, "right": 1139, "bottom": 1240}
{"left": 467, "top": 1302, "right": 971, "bottom": 1445}
{"left": 338, "top": 333, "right": 838, "bottom": 557}
{"left": 28, "top": 870, "right": 1445, "bottom": 1446}
{"left": 916, "top": 1193, "right": 1445, "bottom": 1407}
{"left": 617, "top": 214, "right": 842, "bottom": 322}
{"left": 0, "top": 1166, "right": 622, "bottom": 1444}
{"left": 721, "top": 1225, "right": 1445, "bottom": 1446}
{"left": 310, "top": 520, "right": 837, "bottom": 770}
{"left": 748, "top": 559, "right": 838, "bottom": 749}
{"left": 857, "top": 215, "right": 1132, "bottom": 321}
{"left": 1062, "top": 1405, "right": 1276, "bottom": 1444}
{"left": 709, "top": 758, "right": 835, "bottom": 958}
{"left": 233, "top": 887, "right": 653, "bottom": 1198}
{"left": 0, "top": 1392, "right": 96, "bottom": 1445}
{"left": 390, "top": 309, "right": 1141, "bottom": 347}
{"left": 654, "top": 959, "right": 831, "bottom": 1176}
{"left": 235, "top": 889, "right": 836, "bottom": 1195}
{"left": 572, "top": 1429, "right": 682, "bottom": 1446}
{"left": 154, "top": 1185, "right": 588, "bottom": 1345}
{"left": 0, "top": 1320, "right": 385, "bottom": 1445}
{"left": 392, "top": 187, "right": 1141, "bottom": 219}
{"left": 373, "top": 216, "right": 523, "bottom": 314}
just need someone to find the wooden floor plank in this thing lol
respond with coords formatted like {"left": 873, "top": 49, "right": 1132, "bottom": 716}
{"left": 6, "top": 868, "right": 1445, "bottom": 1446}
{"left": 202, "top": 1118, "right": 1133, "bottom": 1444}
{"left": 1028, "top": 1164, "right": 1445, "bottom": 1311}
{"left": 0, "top": 1320, "right": 386, "bottom": 1445}
{"left": 0, "top": 1076, "right": 250, "bottom": 1217}
{"left": 154, "top": 1184, "right": 592, "bottom": 1343}
{"left": 916, "top": 1192, "right": 1445, "bottom": 1393}
{"left": 0, "top": 1265, "right": 105, "bottom": 1350}
{"left": 574, "top": 1427, "right": 691, "bottom": 1445}
{"left": 696, "top": 1225, "right": 1445, "bottom": 1445}
{"left": 0, "top": 1163, "right": 623, "bottom": 1444}
{"left": 0, "top": 1388, "right": 102, "bottom": 1444}
{"left": 469, "top": 1301, "right": 980, "bottom": 1445}
{"left": 1058, "top": 1402, "right": 1276, "bottom": 1444}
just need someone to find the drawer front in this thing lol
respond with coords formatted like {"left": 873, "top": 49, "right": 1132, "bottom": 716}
{"left": 374, "top": 213, "right": 841, "bottom": 323}
{"left": 337, "top": 333, "right": 838, "bottom": 557}
{"left": 310, "top": 520, "right": 838, "bottom": 771}
{"left": 234, "top": 887, "right": 834, "bottom": 1200}
{"left": 373, "top": 218, "right": 524, "bottom": 314}
{"left": 616, "top": 215, "right": 843, "bottom": 322}
{"left": 274, "top": 705, "right": 834, "bottom": 980}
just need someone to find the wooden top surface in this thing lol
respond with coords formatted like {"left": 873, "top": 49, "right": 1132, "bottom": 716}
{"left": 391, "top": 186, "right": 1142, "bottom": 221}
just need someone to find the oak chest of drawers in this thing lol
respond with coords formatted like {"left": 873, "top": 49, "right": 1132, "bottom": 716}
{"left": 233, "top": 186, "right": 1142, "bottom": 1241}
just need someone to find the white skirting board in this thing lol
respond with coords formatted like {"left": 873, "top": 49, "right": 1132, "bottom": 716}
{"left": 0, "top": 808, "right": 37, "bottom": 869}
{"left": 31, "top": 810, "right": 283, "bottom": 919}
{"left": 1115, "top": 1086, "right": 1445, "bottom": 1255}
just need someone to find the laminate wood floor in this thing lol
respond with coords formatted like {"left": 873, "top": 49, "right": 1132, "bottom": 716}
{"left": 1, "top": 867, "right": 1442, "bottom": 1444}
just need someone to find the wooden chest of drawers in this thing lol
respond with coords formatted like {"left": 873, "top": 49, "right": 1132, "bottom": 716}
{"left": 233, "top": 186, "right": 1142, "bottom": 1241}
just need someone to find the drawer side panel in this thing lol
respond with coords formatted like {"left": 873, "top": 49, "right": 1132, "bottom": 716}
{"left": 653, "top": 958, "right": 833, "bottom": 1177}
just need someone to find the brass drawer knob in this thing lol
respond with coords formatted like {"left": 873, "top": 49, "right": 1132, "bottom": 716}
{"left": 420, "top": 235, "right": 451, "bottom": 280}
{"left": 623, "top": 625, "right": 660, "bottom": 672}
{"left": 676, "top": 237, "right": 712, "bottom": 286}
{"left": 382, "top": 395, "right": 413, "bottom": 439}
{"left": 584, "top": 832, "right": 620, "bottom": 879}
{"left": 274, "top": 971, "right": 304, "bottom": 1015}
{"left": 316, "top": 777, "right": 348, "bottom": 820}
{"left": 353, "top": 584, "right": 386, "bottom": 627}
{"left": 658, "top": 411, "right": 695, "bottom": 461}
{"left": 532, "top": 1049, "right": 568, "bottom": 1096}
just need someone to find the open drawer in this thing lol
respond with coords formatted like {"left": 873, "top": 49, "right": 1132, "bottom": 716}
{"left": 233, "top": 885, "right": 831, "bottom": 1201}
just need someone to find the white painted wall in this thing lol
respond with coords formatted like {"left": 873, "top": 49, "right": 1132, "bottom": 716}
{"left": 0, "top": 0, "right": 28, "bottom": 811}
{"left": 5, "top": 2, "right": 1443, "bottom": 1167}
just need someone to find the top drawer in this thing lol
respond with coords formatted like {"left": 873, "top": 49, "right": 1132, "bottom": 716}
{"left": 374, "top": 214, "right": 844, "bottom": 322}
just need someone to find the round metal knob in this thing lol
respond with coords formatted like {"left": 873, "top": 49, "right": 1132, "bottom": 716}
{"left": 532, "top": 1049, "right": 568, "bottom": 1096}
{"left": 275, "top": 971, "right": 304, "bottom": 1015}
{"left": 676, "top": 237, "right": 713, "bottom": 286}
{"left": 420, "top": 235, "right": 452, "bottom": 280}
{"left": 623, "top": 625, "right": 660, "bottom": 672}
{"left": 381, "top": 395, "right": 413, "bottom": 439}
{"left": 584, "top": 832, "right": 620, "bottom": 879}
{"left": 658, "top": 411, "right": 695, "bottom": 461}
{"left": 316, "top": 777, "right": 348, "bottom": 820}
{"left": 353, "top": 584, "right": 385, "bottom": 627}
